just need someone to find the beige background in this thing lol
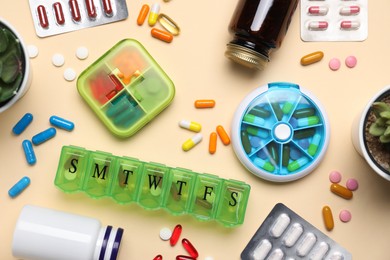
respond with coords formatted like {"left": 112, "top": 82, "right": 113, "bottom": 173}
{"left": 1, "top": 0, "right": 389, "bottom": 259}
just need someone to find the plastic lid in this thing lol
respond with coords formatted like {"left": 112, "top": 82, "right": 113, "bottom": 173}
{"left": 77, "top": 39, "right": 175, "bottom": 138}
{"left": 97, "top": 225, "right": 124, "bottom": 260}
{"left": 231, "top": 82, "right": 330, "bottom": 182}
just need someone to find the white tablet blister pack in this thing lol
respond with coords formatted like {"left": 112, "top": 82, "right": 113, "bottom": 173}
{"left": 28, "top": 0, "right": 128, "bottom": 37}
{"left": 300, "top": 0, "right": 368, "bottom": 42}
{"left": 241, "top": 203, "right": 352, "bottom": 260}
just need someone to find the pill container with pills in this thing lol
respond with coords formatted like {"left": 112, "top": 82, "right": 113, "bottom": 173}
{"left": 231, "top": 82, "right": 330, "bottom": 182}
{"left": 77, "top": 39, "right": 175, "bottom": 138}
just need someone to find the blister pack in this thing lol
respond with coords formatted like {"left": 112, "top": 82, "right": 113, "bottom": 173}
{"left": 300, "top": 0, "right": 368, "bottom": 42}
{"left": 241, "top": 203, "right": 352, "bottom": 260}
{"left": 28, "top": 0, "right": 128, "bottom": 37}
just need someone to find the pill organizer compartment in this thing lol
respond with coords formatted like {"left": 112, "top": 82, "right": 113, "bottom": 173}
{"left": 231, "top": 82, "right": 330, "bottom": 182}
{"left": 77, "top": 39, "right": 175, "bottom": 138}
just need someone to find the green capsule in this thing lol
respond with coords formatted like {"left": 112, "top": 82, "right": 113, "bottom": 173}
{"left": 268, "top": 143, "right": 279, "bottom": 165}
{"left": 308, "top": 134, "right": 321, "bottom": 156}
{"left": 282, "top": 101, "right": 295, "bottom": 115}
{"left": 287, "top": 157, "right": 309, "bottom": 172}
{"left": 293, "top": 128, "right": 316, "bottom": 139}
{"left": 293, "top": 107, "right": 316, "bottom": 119}
{"left": 248, "top": 106, "right": 271, "bottom": 118}
{"left": 246, "top": 126, "right": 269, "bottom": 138}
{"left": 282, "top": 145, "right": 290, "bottom": 167}
{"left": 241, "top": 131, "right": 252, "bottom": 154}
{"left": 253, "top": 158, "right": 275, "bottom": 172}
{"left": 271, "top": 102, "right": 283, "bottom": 121}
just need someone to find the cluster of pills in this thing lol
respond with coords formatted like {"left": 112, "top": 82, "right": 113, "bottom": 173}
{"left": 137, "top": 2, "right": 180, "bottom": 43}
{"left": 300, "top": 51, "right": 358, "bottom": 71}
{"left": 28, "top": 0, "right": 129, "bottom": 37}
{"left": 321, "top": 170, "right": 359, "bottom": 231}
{"left": 300, "top": 0, "right": 368, "bottom": 42}
{"left": 154, "top": 224, "right": 213, "bottom": 260}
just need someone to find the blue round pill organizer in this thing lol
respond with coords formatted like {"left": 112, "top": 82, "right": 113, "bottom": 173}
{"left": 231, "top": 82, "right": 330, "bottom": 182}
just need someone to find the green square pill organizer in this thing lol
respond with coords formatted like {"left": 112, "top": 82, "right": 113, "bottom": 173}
{"left": 77, "top": 39, "right": 175, "bottom": 138}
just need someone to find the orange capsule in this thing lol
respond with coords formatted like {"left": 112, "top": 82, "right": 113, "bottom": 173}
{"left": 137, "top": 4, "right": 150, "bottom": 26}
{"left": 322, "top": 205, "right": 334, "bottom": 231}
{"left": 330, "top": 183, "right": 353, "bottom": 200}
{"left": 151, "top": 28, "right": 173, "bottom": 43}
{"left": 209, "top": 132, "right": 217, "bottom": 154}
{"left": 216, "top": 125, "right": 230, "bottom": 145}
{"left": 194, "top": 99, "right": 215, "bottom": 108}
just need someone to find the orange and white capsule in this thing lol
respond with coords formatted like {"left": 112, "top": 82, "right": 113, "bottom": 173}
{"left": 182, "top": 133, "right": 203, "bottom": 151}
{"left": 308, "top": 21, "right": 328, "bottom": 30}
{"left": 308, "top": 6, "right": 329, "bottom": 15}
{"left": 340, "top": 20, "right": 360, "bottom": 30}
{"left": 339, "top": 6, "right": 360, "bottom": 15}
{"left": 148, "top": 3, "right": 160, "bottom": 26}
{"left": 137, "top": 4, "right": 150, "bottom": 25}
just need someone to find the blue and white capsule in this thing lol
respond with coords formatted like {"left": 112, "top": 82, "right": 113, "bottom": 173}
{"left": 9, "top": 176, "right": 31, "bottom": 198}
{"left": 22, "top": 140, "right": 36, "bottom": 165}
{"left": 12, "top": 113, "right": 33, "bottom": 135}
{"left": 32, "top": 127, "right": 57, "bottom": 145}
{"left": 50, "top": 115, "right": 75, "bottom": 131}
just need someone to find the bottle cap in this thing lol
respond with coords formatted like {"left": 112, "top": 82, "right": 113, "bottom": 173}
{"left": 225, "top": 43, "right": 268, "bottom": 70}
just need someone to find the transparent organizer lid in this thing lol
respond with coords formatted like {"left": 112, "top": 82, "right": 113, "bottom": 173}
{"left": 231, "top": 82, "right": 330, "bottom": 182}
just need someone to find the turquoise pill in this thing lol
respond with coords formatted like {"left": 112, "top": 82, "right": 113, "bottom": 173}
{"left": 12, "top": 113, "right": 33, "bottom": 135}
{"left": 9, "top": 176, "right": 30, "bottom": 198}
{"left": 297, "top": 116, "right": 320, "bottom": 127}
{"left": 22, "top": 140, "right": 36, "bottom": 165}
{"left": 253, "top": 158, "right": 275, "bottom": 172}
{"left": 244, "top": 114, "right": 265, "bottom": 125}
{"left": 32, "top": 127, "right": 57, "bottom": 145}
{"left": 308, "top": 133, "right": 321, "bottom": 156}
{"left": 106, "top": 96, "right": 132, "bottom": 118}
{"left": 287, "top": 157, "right": 309, "bottom": 172}
{"left": 50, "top": 116, "right": 75, "bottom": 131}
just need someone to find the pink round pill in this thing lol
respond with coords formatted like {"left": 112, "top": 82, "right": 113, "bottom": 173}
{"left": 339, "top": 210, "right": 352, "bottom": 222}
{"left": 346, "top": 178, "right": 359, "bottom": 191}
{"left": 329, "top": 170, "right": 342, "bottom": 183}
{"left": 345, "top": 55, "right": 357, "bottom": 68}
{"left": 329, "top": 58, "right": 341, "bottom": 71}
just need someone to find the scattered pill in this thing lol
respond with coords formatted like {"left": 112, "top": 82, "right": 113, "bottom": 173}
{"left": 330, "top": 183, "right": 353, "bottom": 200}
{"left": 148, "top": 3, "right": 160, "bottom": 26}
{"left": 76, "top": 46, "right": 89, "bottom": 60}
{"left": 182, "top": 238, "right": 199, "bottom": 259}
{"left": 179, "top": 120, "right": 201, "bottom": 132}
{"left": 9, "top": 176, "right": 31, "bottom": 198}
{"left": 176, "top": 256, "right": 195, "bottom": 260}
{"left": 151, "top": 28, "right": 173, "bottom": 43}
{"left": 328, "top": 58, "right": 341, "bottom": 71}
{"left": 216, "top": 125, "right": 230, "bottom": 145}
{"left": 205, "top": 257, "right": 214, "bottom": 260}
{"left": 13, "top": 113, "right": 33, "bottom": 135}
{"left": 64, "top": 68, "right": 77, "bottom": 81}
{"left": 339, "top": 6, "right": 360, "bottom": 16}
{"left": 53, "top": 2, "right": 65, "bottom": 25}
{"left": 37, "top": 5, "right": 49, "bottom": 28}
{"left": 27, "top": 45, "right": 39, "bottom": 58}
{"left": 137, "top": 4, "right": 150, "bottom": 25}
{"left": 308, "top": 6, "right": 328, "bottom": 15}
{"left": 153, "top": 255, "right": 163, "bottom": 260}
{"left": 52, "top": 53, "right": 65, "bottom": 67}
{"left": 340, "top": 20, "right": 360, "bottom": 30}
{"left": 346, "top": 178, "right": 359, "bottom": 191}
{"left": 339, "top": 210, "right": 352, "bottom": 223}
{"left": 22, "top": 140, "right": 37, "bottom": 165}
{"left": 300, "top": 51, "right": 324, "bottom": 66}
{"left": 50, "top": 115, "right": 75, "bottom": 131}
{"left": 194, "top": 99, "right": 215, "bottom": 108}
{"left": 159, "top": 227, "right": 172, "bottom": 241}
{"left": 158, "top": 13, "right": 181, "bottom": 36}
{"left": 209, "top": 132, "right": 217, "bottom": 154}
{"left": 308, "top": 21, "right": 328, "bottom": 30}
{"left": 329, "top": 171, "right": 342, "bottom": 183}
{"left": 182, "top": 133, "right": 202, "bottom": 151}
{"left": 345, "top": 55, "right": 357, "bottom": 68}
{"left": 32, "top": 127, "right": 57, "bottom": 145}
{"left": 322, "top": 206, "right": 334, "bottom": 231}
{"left": 170, "top": 224, "right": 182, "bottom": 246}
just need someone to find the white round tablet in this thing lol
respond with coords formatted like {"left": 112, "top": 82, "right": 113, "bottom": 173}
{"left": 52, "top": 53, "right": 65, "bottom": 67}
{"left": 76, "top": 46, "right": 89, "bottom": 60}
{"left": 205, "top": 257, "right": 215, "bottom": 260}
{"left": 159, "top": 227, "right": 172, "bottom": 241}
{"left": 63, "top": 68, "right": 77, "bottom": 81}
{"left": 27, "top": 45, "right": 39, "bottom": 58}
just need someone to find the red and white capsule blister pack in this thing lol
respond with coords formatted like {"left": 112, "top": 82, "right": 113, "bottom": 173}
{"left": 300, "top": 0, "right": 367, "bottom": 42}
{"left": 29, "top": 0, "right": 128, "bottom": 37}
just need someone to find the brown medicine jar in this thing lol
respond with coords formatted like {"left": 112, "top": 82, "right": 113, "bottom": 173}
{"left": 225, "top": 0, "right": 299, "bottom": 70}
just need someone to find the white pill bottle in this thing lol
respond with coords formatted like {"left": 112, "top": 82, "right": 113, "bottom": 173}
{"left": 12, "top": 205, "right": 124, "bottom": 260}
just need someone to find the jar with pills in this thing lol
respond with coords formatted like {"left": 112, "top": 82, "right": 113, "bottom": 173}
{"left": 225, "top": 0, "right": 299, "bottom": 70}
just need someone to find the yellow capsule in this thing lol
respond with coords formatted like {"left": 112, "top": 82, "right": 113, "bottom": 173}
{"left": 158, "top": 13, "right": 180, "bottom": 36}
{"left": 148, "top": 3, "right": 160, "bottom": 26}
{"left": 300, "top": 51, "right": 324, "bottom": 66}
{"left": 322, "top": 206, "right": 334, "bottom": 231}
{"left": 330, "top": 183, "right": 353, "bottom": 200}
{"left": 182, "top": 133, "right": 203, "bottom": 151}
{"left": 179, "top": 120, "right": 202, "bottom": 132}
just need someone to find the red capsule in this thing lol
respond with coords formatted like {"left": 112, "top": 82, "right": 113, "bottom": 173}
{"left": 153, "top": 254, "right": 163, "bottom": 260}
{"left": 37, "top": 5, "right": 49, "bottom": 28}
{"left": 182, "top": 238, "right": 198, "bottom": 258}
{"left": 176, "top": 256, "right": 196, "bottom": 260}
{"left": 170, "top": 224, "right": 182, "bottom": 246}
{"left": 53, "top": 2, "right": 65, "bottom": 25}
{"left": 69, "top": 0, "right": 81, "bottom": 22}
{"left": 85, "top": 0, "right": 97, "bottom": 18}
{"left": 102, "top": 0, "right": 113, "bottom": 16}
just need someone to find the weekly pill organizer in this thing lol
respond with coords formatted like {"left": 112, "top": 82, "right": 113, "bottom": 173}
{"left": 231, "top": 82, "right": 330, "bottom": 182}
{"left": 241, "top": 203, "right": 352, "bottom": 260}
{"left": 77, "top": 39, "right": 175, "bottom": 138}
